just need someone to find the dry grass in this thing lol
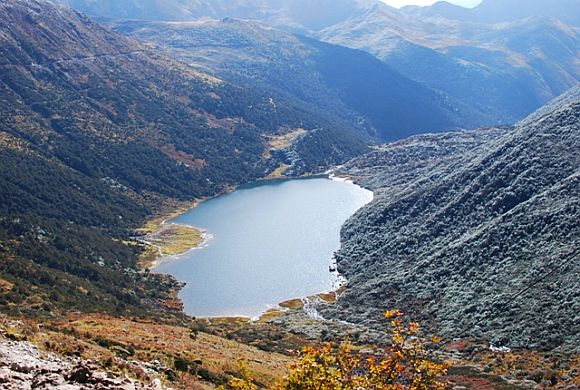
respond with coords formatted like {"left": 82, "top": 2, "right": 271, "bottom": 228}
{"left": 57, "top": 314, "right": 293, "bottom": 388}
{"left": 138, "top": 224, "right": 203, "bottom": 269}
{"left": 257, "top": 309, "right": 286, "bottom": 323}
{"left": 135, "top": 200, "right": 205, "bottom": 269}
{"left": 316, "top": 292, "right": 337, "bottom": 304}
{"left": 279, "top": 299, "right": 304, "bottom": 310}
{"left": 262, "top": 128, "right": 307, "bottom": 160}
{"left": 266, "top": 163, "right": 290, "bottom": 179}
{"left": 0, "top": 278, "right": 14, "bottom": 292}
{"left": 152, "top": 225, "right": 202, "bottom": 254}
{"left": 0, "top": 131, "right": 29, "bottom": 152}
{"left": 267, "top": 128, "right": 306, "bottom": 150}
{"left": 136, "top": 201, "right": 199, "bottom": 236}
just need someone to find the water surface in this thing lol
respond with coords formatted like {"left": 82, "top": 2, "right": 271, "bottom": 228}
{"left": 155, "top": 177, "right": 373, "bottom": 318}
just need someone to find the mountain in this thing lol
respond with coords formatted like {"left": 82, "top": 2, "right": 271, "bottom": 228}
{"left": 321, "top": 7, "right": 580, "bottom": 126}
{"left": 113, "top": 18, "right": 487, "bottom": 141}
{"left": 321, "top": 86, "right": 580, "bottom": 351}
{"left": 403, "top": 0, "right": 580, "bottom": 27}
{"left": 401, "top": 2, "right": 472, "bottom": 20}
{"left": 52, "top": 0, "right": 385, "bottom": 32}
{"left": 0, "top": 0, "right": 369, "bottom": 315}
{"left": 54, "top": 0, "right": 580, "bottom": 129}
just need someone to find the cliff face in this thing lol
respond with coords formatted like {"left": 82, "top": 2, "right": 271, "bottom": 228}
{"left": 324, "top": 86, "right": 580, "bottom": 351}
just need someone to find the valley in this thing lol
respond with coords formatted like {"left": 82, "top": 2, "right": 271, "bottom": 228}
{"left": 0, "top": 0, "right": 578, "bottom": 388}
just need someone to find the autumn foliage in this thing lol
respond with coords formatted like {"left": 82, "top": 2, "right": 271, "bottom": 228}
{"left": 227, "top": 310, "right": 448, "bottom": 389}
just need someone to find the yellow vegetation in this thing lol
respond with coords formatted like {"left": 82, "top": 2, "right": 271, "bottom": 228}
{"left": 136, "top": 201, "right": 205, "bottom": 269}
{"left": 266, "top": 163, "right": 290, "bottom": 179}
{"left": 0, "top": 131, "right": 29, "bottom": 152}
{"left": 279, "top": 299, "right": 304, "bottom": 310}
{"left": 60, "top": 314, "right": 293, "bottom": 388}
{"left": 0, "top": 278, "right": 14, "bottom": 292}
{"left": 138, "top": 224, "right": 203, "bottom": 269}
{"left": 262, "top": 128, "right": 307, "bottom": 162}
{"left": 266, "top": 128, "right": 307, "bottom": 151}
{"left": 257, "top": 309, "right": 286, "bottom": 323}
{"left": 225, "top": 310, "right": 449, "bottom": 390}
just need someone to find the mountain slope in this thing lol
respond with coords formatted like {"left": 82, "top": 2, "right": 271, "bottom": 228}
{"left": 53, "top": 0, "right": 385, "bottom": 31}
{"left": 470, "top": 0, "right": 580, "bottom": 26}
{"left": 321, "top": 9, "right": 580, "bottom": 126}
{"left": 54, "top": 0, "right": 580, "bottom": 128}
{"left": 114, "top": 18, "right": 485, "bottom": 141}
{"left": 405, "top": 0, "right": 580, "bottom": 27}
{"left": 402, "top": 0, "right": 580, "bottom": 26}
{"left": 0, "top": 0, "right": 368, "bottom": 315}
{"left": 323, "top": 87, "right": 580, "bottom": 351}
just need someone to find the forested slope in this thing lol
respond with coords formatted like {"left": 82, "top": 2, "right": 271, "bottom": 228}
{"left": 324, "top": 87, "right": 580, "bottom": 351}
{"left": 0, "top": 0, "right": 368, "bottom": 315}
{"left": 114, "top": 18, "right": 479, "bottom": 141}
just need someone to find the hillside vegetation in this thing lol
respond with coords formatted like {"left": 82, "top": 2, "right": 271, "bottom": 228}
{"left": 0, "top": 0, "right": 368, "bottom": 316}
{"left": 113, "top": 18, "right": 480, "bottom": 141}
{"left": 53, "top": 0, "right": 580, "bottom": 128}
{"left": 323, "top": 87, "right": 580, "bottom": 351}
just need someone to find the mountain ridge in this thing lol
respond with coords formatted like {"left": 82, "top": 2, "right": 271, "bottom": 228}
{"left": 320, "top": 8, "right": 579, "bottom": 126}
{"left": 322, "top": 86, "right": 580, "bottom": 351}
{"left": 113, "top": 17, "right": 490, "bottom": 141}
{"left": 402, "top": 0, "right": 580, "bottom": 26}
{"left": 52, "top": 0, "right": 579, "bottom": 128}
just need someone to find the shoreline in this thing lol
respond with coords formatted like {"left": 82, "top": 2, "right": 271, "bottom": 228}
{"left": 141, "top": 227, "right": 214, "bottom": 270}
{"left": 138, "top": 169, "right": 371, "bottom": 322}
{"left": 184, "top": 284, "right": 351, "bottom": 324}
{"left": 135, "top": 199, "right": 205, "bottom": 270}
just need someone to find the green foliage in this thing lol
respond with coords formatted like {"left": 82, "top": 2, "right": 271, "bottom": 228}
{"left": 0, "top": 0, "right": 370, "bottom": 317}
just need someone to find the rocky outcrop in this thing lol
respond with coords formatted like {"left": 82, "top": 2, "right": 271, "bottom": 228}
{"left": 0, "top": 339, "right": 164, "bottom": 389}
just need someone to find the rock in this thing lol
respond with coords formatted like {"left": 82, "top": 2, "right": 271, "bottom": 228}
{"left": 0, "top": 339, "right": 166, "bottom": 389}
{"left": 32, "top": 373, "right": 65, "bottom": 388}
{"left": 66, "top": 364, "right": 92, "bottom": 383}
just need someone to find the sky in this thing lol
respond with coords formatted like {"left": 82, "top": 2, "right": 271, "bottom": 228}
{"left": 381, "top": 0, "right": 482, "bottom": 8}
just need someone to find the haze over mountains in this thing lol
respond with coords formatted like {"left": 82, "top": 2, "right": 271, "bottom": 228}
{"left": 402, "top": 0, "right": 580, "bottom": 26}
{"left": 319, "top": 3, "right": 579, "bottom": 125}
{"left": 53, "top": 0, "right": 580, "bottom": 131}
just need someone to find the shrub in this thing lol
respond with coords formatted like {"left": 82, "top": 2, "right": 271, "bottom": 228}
{"left": 225, "top": 310, "right": 448, "bottom": 389}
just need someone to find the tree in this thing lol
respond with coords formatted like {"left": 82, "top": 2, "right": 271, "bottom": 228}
{"left": 226, "top": 310, "right": 448, "bottom": 389}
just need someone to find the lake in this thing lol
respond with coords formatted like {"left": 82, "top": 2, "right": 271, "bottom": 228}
{"left": 154, "top": 176, "right": 373, "bottom": 318}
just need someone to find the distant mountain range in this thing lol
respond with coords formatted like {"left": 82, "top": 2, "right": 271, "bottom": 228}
{"left": 52, "top": 0, "right": 580, "bottom": 130}
{"left": 319, "top": 4, "right": 579, "bottom": 126}
{"left": 52, "top": 0, "right": 381, "bottom": 31}
{"left": 54, "top": 0, "right": 580, "bottom": 29}
{"left": 323, "top": 86, "right": 580, "bottom": 351}
{"left": 402, "top": 0, "right": 580, "bottom": 26}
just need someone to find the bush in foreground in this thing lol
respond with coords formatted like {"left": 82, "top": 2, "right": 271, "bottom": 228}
{"left": 227, "top": 310, "right": 448, "bottom": 389}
